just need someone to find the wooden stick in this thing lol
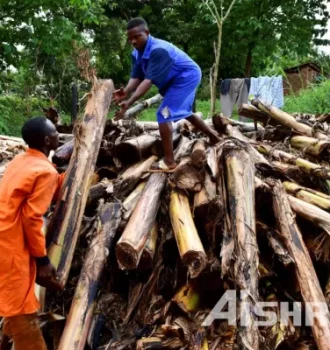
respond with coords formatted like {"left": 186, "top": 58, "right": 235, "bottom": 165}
{"left": 223, "top": 141, "right": 259, "bottom": 349}
{"left": 252, "top": 99, "right": 329, "bottom": 140}
{"left": 58, "top": 203, "right": 121, "bottom": 350}
{"left": 116, "top": 173, "right": 166, "bottom": 270}
{"left": 47, "top": 79, "right": 114, "bottom": 288}
{"left": 124, "top": 94, "right": 163, "bottom": 119}
{"left": 271, "top": 180, "right": 330, "bottom": 349}
{"left": 170, "top": 190, "right": 207, "bottom": 278}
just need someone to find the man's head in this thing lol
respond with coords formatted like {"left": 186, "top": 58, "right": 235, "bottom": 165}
{"left": 22, "top": 117, "right": 59, "bottom": 154}
{"left": 126, "top": 17, "right": 150, "bottom": 51}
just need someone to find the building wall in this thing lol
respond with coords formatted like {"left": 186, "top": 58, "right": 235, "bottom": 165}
{"left": 284, "top": 66, "right": 319, "bottom": 95}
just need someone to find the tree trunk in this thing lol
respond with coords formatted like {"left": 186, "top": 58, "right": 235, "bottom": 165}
{"left": 271, "top": 181, "right": 330, "bottom": 350}
{"left": 238, "top": 104, "right": 277, "bottom": 127}
{"left": 116, "top": 173, "right": 166, "bottom": 270}
{"left": 114, "top": 155, "right": 157, "bottom": 197}
{"left": 122, "top": 181, "right": 147, "bottom": 221}
{"left": 284, "top": 181, "right": 330, "bottom": 211}
{"left": 223, "top": 141, "right": 259, "bottom": 350}
{"left": 58, "top": 202, "right": 121, "bottom": 350}
{"left": 52, "top": 139, "right": 74, "bottom": 166}
{"left": 138, "top": 224, "right": 158, "bottom": 270}
{"left": 191, "top": 140, "right": 207, "bottom": 168}
{"left": 252, "top": 99, "right": 329, "bottom": 140}
{"left": 169, "top": 190, "right": 207, "bottom": 278}
{"left": 169, "top": 157, "right": 204, "bottom": 192}
{"left": 257, "top": 144, "right": 330, "bottom": 180}
{"left": 290, "top": 135, "right": 330, "bottom": 157}
{"left": 244, "top": 46, "right": 253, "bottom": 78}
{"left": 288, "top": 195, "right": 330, "bottom": 236}
{"left": 47, "top": 79, "right": 114, "bottom": 288}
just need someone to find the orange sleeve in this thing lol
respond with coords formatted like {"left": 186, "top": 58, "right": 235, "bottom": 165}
{"left": 52, "top": 172, "right": 66, "bottom": 203}
{"left": 21, "top": 172, "right": 57, "bottom": 257}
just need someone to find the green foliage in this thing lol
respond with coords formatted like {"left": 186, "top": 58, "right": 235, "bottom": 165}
{"left": 0, "top": 95, "right": 49, "bottom": 136}
{"left": 284, "top": 80, "right": 330, "bottom": 115}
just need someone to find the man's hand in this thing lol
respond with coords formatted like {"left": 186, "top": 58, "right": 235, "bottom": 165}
{"left": 114, "top": 100, "right": 130, "bottom": 121}
{"left": 36, "top": 262, "right": 62, "bottom": 291}
{"left": 113, "top": 88, "right": 127, "bottom": 104}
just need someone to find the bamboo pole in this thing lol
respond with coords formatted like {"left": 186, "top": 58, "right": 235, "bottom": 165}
{"left": 116, "top": 173, "right": 166, "bottom": 270}
{"left": 169, "top": 190, "right": 207, "bottom": 278}
{"left": 271, "top": 180, "right": 330, "bottom": 350}
{"left": 223, "top": 141, "right": 259, "bottom": 349}
{"left": 58, "top": 202, "right": 121, "bottom": 350}
{"left": 290, "top": 135, "right": 330, "bottom": 156}
{"left": 47, "top": 79, "right": 114, "bottom": 288}
{"left": 284, "top": 181, "right": 330, "bottom": 211}
{"left": 252, "top": 99, "right": 329, "bottom": 140}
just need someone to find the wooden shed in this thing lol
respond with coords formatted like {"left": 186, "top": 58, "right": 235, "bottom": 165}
{"left": 283, "top": 62, "right": 321, "bottom": 95}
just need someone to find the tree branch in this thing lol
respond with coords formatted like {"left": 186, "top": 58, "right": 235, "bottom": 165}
{"left": 223, "top": 0, "right": 238, "bottom": 21}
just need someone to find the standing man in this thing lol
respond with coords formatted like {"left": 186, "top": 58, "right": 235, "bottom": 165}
{"left": 114, "top": 17, "right": 220, "bottom": 172}
{"left": 0, "top": 117, "right": 64, "bottom": 350}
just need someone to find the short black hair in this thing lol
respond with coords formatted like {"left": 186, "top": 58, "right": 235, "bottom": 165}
{"left": 22, "top": 117, "right": 53, "bottom": 149}
{"left": 127, "top": 17, "right": 148, "bottom": 31}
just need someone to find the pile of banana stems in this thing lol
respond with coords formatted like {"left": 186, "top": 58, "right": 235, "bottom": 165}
{"left": 3, "top": 92, "right": 330, "bottom": 350}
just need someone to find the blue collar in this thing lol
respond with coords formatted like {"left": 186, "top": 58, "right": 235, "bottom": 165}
{"left": 136, "top": 35, "right": 154, "bottom": 60}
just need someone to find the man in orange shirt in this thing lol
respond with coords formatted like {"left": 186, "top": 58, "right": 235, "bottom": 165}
{"left": 0, "top": 117, "right": 65, "bottom": 350}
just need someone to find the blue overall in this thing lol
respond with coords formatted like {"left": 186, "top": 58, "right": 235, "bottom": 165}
{"left": 130, "top": 35, "right": 202, "bottom": 124}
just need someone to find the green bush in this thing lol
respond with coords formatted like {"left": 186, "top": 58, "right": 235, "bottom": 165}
{"left": 284, "top": 80, "right": 330, "bottom": 114}
{"left": 0, "top": 95, "right": 49, "bottom": 136}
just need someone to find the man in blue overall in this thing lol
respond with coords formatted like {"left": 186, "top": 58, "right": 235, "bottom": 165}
{"left": 114, "top": 17, "right": 220, "bottom": 172}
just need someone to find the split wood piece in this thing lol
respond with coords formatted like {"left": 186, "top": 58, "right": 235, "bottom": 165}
{"left": 123, "top": 94, "right": 163, "bottom": 119}
{"left": 206, "top": 147, "right": 219, "bottom": 181}
{"left": 52, "top": 139, "right": 74, "bottom": 166}
{"left": 238, "top": 104, "right": 279, "bottom": 127}
{"left": 288, "top": 196, "right": 330, "bottom": 236}
{"left": 174, "top": 136, "right": 196, "bottom": 162}
{"left": 138, "top": 224, "right": 158, "bottom": 270}
{"left": 257, "top": 144, "right": 330, "bottom": 180}
{"left": 194, "top": 171, "right": 222, "bottom": 223}
{"left": 252, "top": 99, "right": 329, "bottom": 140}
{"left": 115, "top": 155, "right": 157, "bottom": 197}
{"left": 58, "top": 202, "right": 121, "bottom": 350}
{"left": 170, "top": 190, "right": 207, "bottom": 278}
{"left": 116, "top": 173, "right": 166, "bottom": 270}
{"left": 290, "top": 135, "right": 330, "bottom": 156}
{"left": 271, "top": 180, "right": 330, "bottom": 350}
{"left": 47, "top": 79, "right": 114, "bottom": 288}
{"left": 284, "top": 181, "right": 330, "bottom": 211}
{"left": 136, "top": 337, "right": 184, "bottom": 350}
{"left": 87, "top": 178, "right": 113, "bottom": 206}
{"left": 114, "top": 132, "right": 162, "bottom": 164}
{"left": 170, "top": 157, "right": 204, "bottom": 192}
{"left": 213, "top": 115, "right": 271, "bottom": 169}
{"left": 122, "top": 181, "right": 147, "bottom": 221}
{"left": 172, "top": 282, "right": 200, "bottom": 314}
{"left": 191, "top": 140, "right": 207, "bottom": 168}
{"left": 223, "top": 141, "right": 259, "bottom": 350}
{"left": 257, "top": 222, "right": 293, "bottom": 266}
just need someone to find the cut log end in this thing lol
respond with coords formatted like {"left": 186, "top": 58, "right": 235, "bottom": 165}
{"left": 115, "top": 242, "right": 140, "bottom": 270}
{"left": 182, "top": 250, "right": 207, "bottom": 279}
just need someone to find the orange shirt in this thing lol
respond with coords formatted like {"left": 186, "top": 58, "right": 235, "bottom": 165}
{"left": 0, "top": 148, "right": 64, "bottom": 317}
